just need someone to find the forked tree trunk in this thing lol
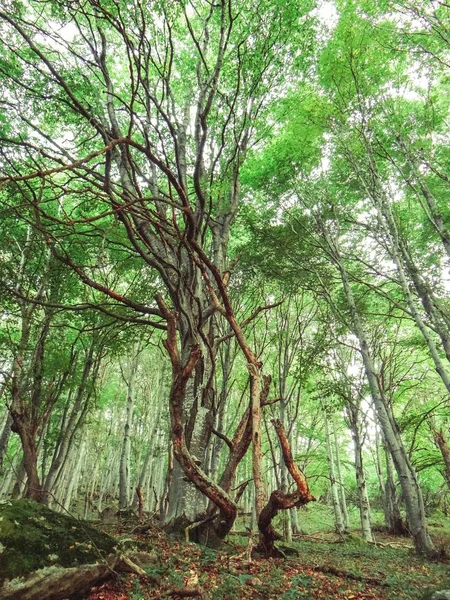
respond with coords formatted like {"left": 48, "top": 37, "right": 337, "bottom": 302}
{"left": 10, "top": 409, "right": 43, "bottom": 502}
{"left": 10, "top": 305, "right": 45, "bottom": 502}
{"left": 158, "top": 298, "right": 238, "bottom": 541}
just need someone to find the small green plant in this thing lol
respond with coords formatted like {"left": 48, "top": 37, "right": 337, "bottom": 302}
{"left": 200, "top": 546, "right": 218, "bottom": 566}
{"left": 213, "top": 574, "right": 239, "bottom": 599}
{"left": 282, "top": 574, "right": 313, "bottom": 600}
{"left": 131, "top": 577, "right": 143, "bottom": 600}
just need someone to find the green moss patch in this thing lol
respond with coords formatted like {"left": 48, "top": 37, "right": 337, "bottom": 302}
{"left": 0, "top": 499, "right": 117, "bottom": 583}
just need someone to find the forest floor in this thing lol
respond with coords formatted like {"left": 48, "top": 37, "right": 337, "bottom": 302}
{"left": 81, "top": 506, "right": 450, "bottom": 600}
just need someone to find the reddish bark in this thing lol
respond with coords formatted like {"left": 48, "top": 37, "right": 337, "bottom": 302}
{"left": 431, "top": 425, "right": 450, "bottom": 490}
{"left": 157, "top": 296, "right": 237, "bottom": 539}
{"left": 10, "top": 412, "right": 44, "bottom": 502}
{"left": 256, "top": 419, "right": 315, "bottom": 557}
{"left": 136, "top": 487, "right": 144, "bottom": 521}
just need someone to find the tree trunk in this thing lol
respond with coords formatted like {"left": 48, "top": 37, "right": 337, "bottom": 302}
{"left": 333, "top": 418, "right": 349, "bottom": 531}
{"left": 158, "top": 300, "right": 237, "bottom": 541}
{"left": 0, "top": 413, "right": 13, "bottom": 475}
{"left": 44, "top": 343, "right": 97, "bottom": 504}
{"left": 333, "top": 241, "right": 434, "bottom": 554}
{"left": 347, "top": 407, "right": 373, "bottom": 541}
{"left": 324, "top": 410, "right": 345, "bottom": 535}
{"left": 250, "top": 362, "right": 267, "bottom": 522}
{"left": 383, "top": 447, "right": 407, "bottom": 535}
{"left": 355, "top": 139, "right": 450, "bottom": 381}
{"left": 279, "top": 399, "right": 293, "bottom": 542}
{"left": 429, "top": 417, "right": 450, "bottom": 490}
{"left": 11, "top": 459, "right": 27, "bottom": 499}
{"left": 62, "top": 439, "right": 86, "bottom": 512}
{"left": 119, "top": 349, "right": 139, "bottom": 511}
{"left": 256, "top": 419, "right": 314, "bottom": 556}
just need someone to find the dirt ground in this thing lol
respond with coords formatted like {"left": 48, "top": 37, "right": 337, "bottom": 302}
{"left": 82, "top": 519, "right": 450, "bottom": 600}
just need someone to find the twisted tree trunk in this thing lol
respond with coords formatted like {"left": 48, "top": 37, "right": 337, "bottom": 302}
{"left": 256, "top": 419, "right": 314, "bottom": 557}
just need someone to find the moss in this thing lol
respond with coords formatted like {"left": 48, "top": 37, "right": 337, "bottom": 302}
{"left": 0, "top": 499, "right": 117, "bottom": 583}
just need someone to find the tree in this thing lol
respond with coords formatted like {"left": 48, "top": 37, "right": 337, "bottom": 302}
{"left": 0, "top": 0, "right": 315, "bottom": 545}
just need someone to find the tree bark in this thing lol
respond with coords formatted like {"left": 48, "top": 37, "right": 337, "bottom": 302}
{"left": 0, "top": 414, "right": 13, "bottom": 476}
{"left": 333, "top": 418, "right": 349, "bottom": 531}
{"left": 346, "top": 405, "right": 373, "bottom": 541}
{"left": 429, "top": 417, "right": 450, "bottom": 490}
{"left": 256, "top": 419, "right": 314, "bottom": 556}
{"left": 324, "top": 410, "right": 345, "bottom": 535}
{"left": 119, "top": 348, "right": 139, "bottom": 511}
{"left": 325, "top": 227, "right": 434, "bottom": 554}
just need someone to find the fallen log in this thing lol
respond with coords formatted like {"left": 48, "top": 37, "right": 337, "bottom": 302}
{"left": 311, "top": 564, "right": 389, "bottom": 587}
{"left": 0, "top": 553, "right": 152, "bottom": 600}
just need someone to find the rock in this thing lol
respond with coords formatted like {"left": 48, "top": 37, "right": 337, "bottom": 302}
{"left": 0, "top": 500, "right": 158, "bottom": 600}
{"left": 99, "top": 506, "right": 116, "bottom": 521}
{"left": 0, "top": 499, "right": 116, "bottom": 585}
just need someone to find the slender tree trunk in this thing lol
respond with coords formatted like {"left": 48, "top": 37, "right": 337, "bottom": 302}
{"left": 209, "top": 340, "right": 233, "bottom": 483}
{"left": 348, "top": 408, "right": 373, "bottom": 541}
{"left": 11, "top": 459, "right": 27, "bottom": 499}
{"left": 256, "top": 419, "right": 314, "bottom": 556}
{"left": 0, "top": 413, "right": 13, "bottom": 475}
{"left": 0, "top": 450, "right": 20, "bottom": 497}
{"left": 119, "top": 349, "right": 139, "bottom": 511}
{"left": 332, "top": 242, "right": 434, "bottom": 554}
{"left": 62, "top": 440, "right": 86, "bottom": 512}
{"left": 279, "top": 399, "right": 292, "bottom": 541}
{"left": 333, "top": 418, "right": 349, "bottom": 530}
{"left": 353, "top": 140, "right": 450, "bottom": 378}
{"left": 383, "top": 447, "right": 407, "bottom": 535}
{"left": 250, "top": 363, "right": 267, "bottom": 522}
{"left": 44, "top": 344, "right": 97, "bottom": 504}
{"left": 324, "top": 410, "right": 345, "bottom": 535}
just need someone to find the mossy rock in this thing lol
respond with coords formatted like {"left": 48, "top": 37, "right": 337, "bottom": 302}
{"left": 0, "top": 499, "right": 117, "bottom": 583}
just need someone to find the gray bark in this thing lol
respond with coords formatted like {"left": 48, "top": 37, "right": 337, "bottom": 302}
{"left": 336, "top": 252, "right": 433, "bottom": 553}
{"left": 119, "top": 349, "right": 139, "bottom": 510}
{"left": 324, "top": 410, "right": 345, "bottom": 535}
{"left": 333, "top": 418, "right": 349, "bottom": 531}
{"left": 44, "top": 343, "right": 98, "bottom": 505}
{"left": 347, "top": 406, "right": 373, "bottom": 541}
{"left": 0, "top": 414, "right": 13, "bottom": 475}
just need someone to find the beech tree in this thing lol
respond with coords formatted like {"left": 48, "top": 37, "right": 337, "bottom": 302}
{"left": 0, "top": 0, "right": 316, "bottom": 548}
